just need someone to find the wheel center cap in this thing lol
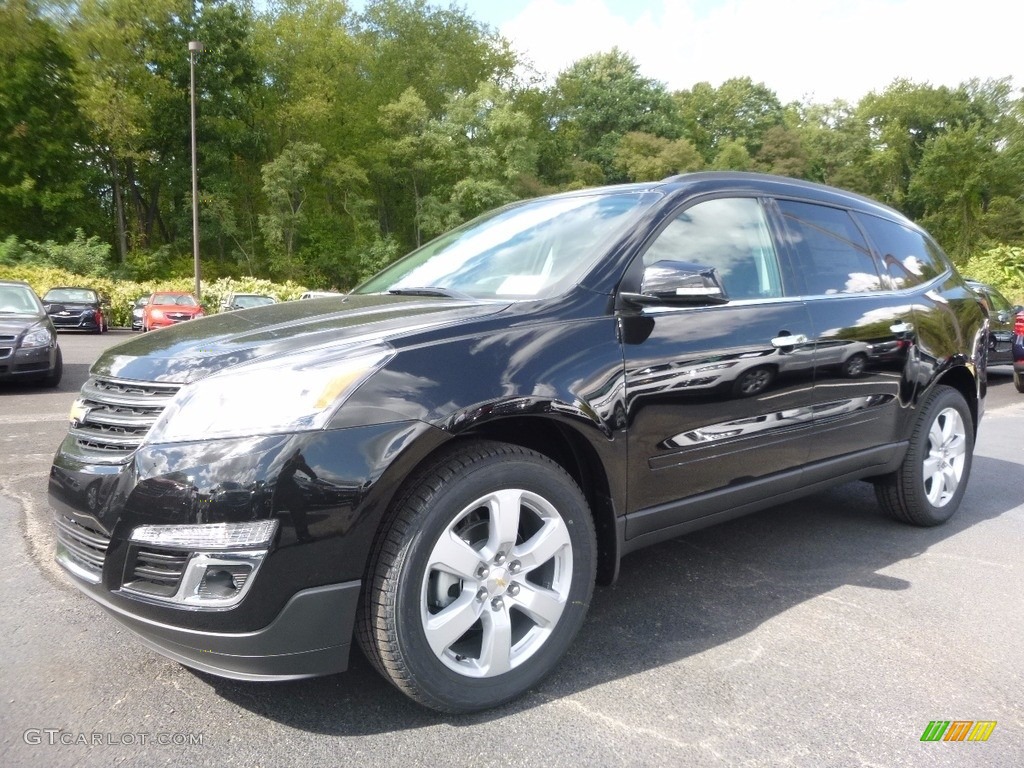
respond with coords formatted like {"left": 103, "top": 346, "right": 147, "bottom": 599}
{"left": 485, "top": 566, "right": 511, "bottom": 595}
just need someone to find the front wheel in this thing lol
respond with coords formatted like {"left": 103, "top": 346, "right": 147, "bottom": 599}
{"left": 842, "top": 352, "right": 867, "bottom": 378}
{"left": 733, "top": 365, "right": 775, "bottom": 397}
{"left": 43, "top": 347, "right": 63, "bottom": 388}
{"left": 874, "top": 385, "right": 974, "bottom": 526}
{"left": 357, "top": 441, "right": 596, "bottom": 713}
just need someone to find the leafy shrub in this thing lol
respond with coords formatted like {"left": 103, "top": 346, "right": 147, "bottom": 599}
{"left": 962, "top": 244, "right": 1024, "bottom": 305}
{"left": 0, "top": 235, "right": 28, "bottom": 265}
{"left": 0, "top": 231, "right": 111, "bottom": 274}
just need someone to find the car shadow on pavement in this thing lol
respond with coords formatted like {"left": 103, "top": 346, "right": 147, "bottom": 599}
{"left": 201, "top": 453, "right": 1022, "bottom": 733}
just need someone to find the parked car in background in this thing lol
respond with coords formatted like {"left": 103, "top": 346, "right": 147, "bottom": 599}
{"left": 41, "top": 286, "right": 108, "bottom": 333}
{"left": 142, "top": 292, "right": 203, "bottom": 331}
{"left": 50, "top": 172, "right": 987, "bottom": 714}
{"left": 299, "top": 290, "right": 342, "bottom": 299}
{"left": 131, "top": 296, "right": 149, "bottom": 331}
{"left": 0, "top": 280, "right": 62, "bottom": 387}
{"left": 221, "top": 293, "right": 277, "bottom": 311}
{"left": 966, "top": 280, "right": 1022, "bottom": 367}
{"left": 1013, "top": 309, "right": 1024, "bottom": 393}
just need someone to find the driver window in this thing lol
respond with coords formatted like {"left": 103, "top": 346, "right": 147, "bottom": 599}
{"left": 642, "top": 197, "right": 783, "bottom": 299}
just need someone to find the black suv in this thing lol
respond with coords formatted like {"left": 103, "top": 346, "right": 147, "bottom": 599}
{"left": 50, "top": 172, "right": 987, "bottom": 713}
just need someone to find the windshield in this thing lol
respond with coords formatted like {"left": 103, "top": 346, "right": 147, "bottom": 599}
{"left": 354, "top": 191, "right": 658, "bottom": 300}
{"left": 44, "top": 288, "right": 97, "bottom": 304}
{"left": 0, "top": 285, "right": 42, "bottom": 314}
{"left": 152, "top": 294, "right": 198, "bottom": 306}
{"left": 234, "top": 295, "right": 276, "bottom": 308}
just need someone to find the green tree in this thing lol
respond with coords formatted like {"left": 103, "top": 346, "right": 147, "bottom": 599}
{"left": 615, "top": 132, "right": 703, "bottom": 181}
{"left": 754, "top": 126, "right": 809, "bottom": 178}
{"left": 857, "top": 79, "right": 973, "bottom": 211}
{"left": 710, "top": 138, "right": 753, "bottom": 171}
{"left": 0, "top": 0, "right": 97, "bottom": 241}
{"left": 259, "top": 141, "right": 325, "bottom": 277}
{"left": 797, "top": 99, "right": 873, "bottom": 193}
{"left": 676, "top": 77, "right": 784, "bottom": 162}
{"left": 546, "top": 48, "right": 677, "bottom": 183}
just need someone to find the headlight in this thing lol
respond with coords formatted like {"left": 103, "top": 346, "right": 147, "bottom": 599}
{"left": 145, "top": 344, "right": 394, "bottom": 444}
{"left": 21, "top": 324, "right": 53, "bottom": 348}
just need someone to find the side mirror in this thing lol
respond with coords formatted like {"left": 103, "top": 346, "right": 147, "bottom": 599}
{"left": 622, "top": 261, "right": 728, "bottom": 307}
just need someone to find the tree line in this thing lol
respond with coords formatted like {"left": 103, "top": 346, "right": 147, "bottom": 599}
{"left": 2, "top": 0, "right": 1023, "bottom": 291}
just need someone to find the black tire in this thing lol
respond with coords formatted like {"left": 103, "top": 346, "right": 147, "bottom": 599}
{"left": 842, "top": 352, "right": 867, "bottom": 378}
{"left": 357, "top": 440, "right": 596, "bottom": 713}
{"left": 874, "top": 385, "right": 973, "bottom": 526}
{"left": 733, "top": 365, "right": 775, "bottom": 397}
{"left": 1015, "top": 369, "right": 1024, "bottom": 394}
{"left": 42, "top": 347, "right": 63, "bottom": 388}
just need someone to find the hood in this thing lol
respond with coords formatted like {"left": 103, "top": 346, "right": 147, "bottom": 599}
{"left": 92, "top": 294, "right": 509, "bottom": 383}
{"left": 0, "top": 313, "right": 45, "bottom": 335}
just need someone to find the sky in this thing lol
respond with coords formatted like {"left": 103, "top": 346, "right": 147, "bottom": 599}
{"left": 447, "top": 0, "right": 1024, "bottom": 104}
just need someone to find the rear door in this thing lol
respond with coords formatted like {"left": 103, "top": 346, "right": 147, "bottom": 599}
{"left": 773, "top": 199, "right": 914, "bottom": 467}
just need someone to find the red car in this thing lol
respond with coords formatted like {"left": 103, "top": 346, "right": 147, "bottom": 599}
{"left": 142, "top": 292, "right": 204, "bottom": 331}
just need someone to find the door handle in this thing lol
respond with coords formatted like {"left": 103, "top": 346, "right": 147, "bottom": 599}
{"left": 771, "top": 333, "right": 810, "bottom": 348}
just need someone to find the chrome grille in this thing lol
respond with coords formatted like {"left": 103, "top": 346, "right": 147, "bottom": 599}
{"left": 124, "top": 547, "right": 190, "bottom": 597}
{"left": 71, "top": 376, "right": 180, "bottom": 455}
{"left": 55, "top": 514, "right": 110, "bottom": 582}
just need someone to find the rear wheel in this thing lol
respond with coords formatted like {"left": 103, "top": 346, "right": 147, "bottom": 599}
{"left": 1015, "top": 369, "right": 1024, "bottom": 393}
{"left": 357, "top": 441, "right": 596, "bottom": 713}
{"left": 875, "top": 385, "right": 973, "bottom": 526}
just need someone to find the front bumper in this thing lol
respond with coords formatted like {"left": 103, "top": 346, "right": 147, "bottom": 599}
{"left": 148, "top": 314, "right": 200, "bottom": 328}
{"left": 0, "top": 344, "right": 56, "bottom": 381}
{"left": 51, "top": 313, "right": 101, "bottom": 331}
{"left": 64, "top": 570, "right": 359, "bottom": 679}
{"left": 49, "top": 420, "right": 442, "bottom": 678}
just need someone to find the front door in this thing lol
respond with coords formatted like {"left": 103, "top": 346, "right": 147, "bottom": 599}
{"left": 620, "top": 196, "right": 816, "bottom": 539}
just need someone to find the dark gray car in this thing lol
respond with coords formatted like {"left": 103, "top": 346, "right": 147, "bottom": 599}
{"left": 0, "top": 280, "right": 62, "bottom": 387}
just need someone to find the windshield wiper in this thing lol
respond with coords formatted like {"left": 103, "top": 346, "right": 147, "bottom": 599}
{"left": 387, "top": 286, "right": 476, "bottom": 300}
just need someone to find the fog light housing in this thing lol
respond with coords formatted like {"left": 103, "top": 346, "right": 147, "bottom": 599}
{"left": 123, "top": 521, "right": 277, "bottom": 610}
{"left": 198, "top": 565, "right": 252, "bottom": 598}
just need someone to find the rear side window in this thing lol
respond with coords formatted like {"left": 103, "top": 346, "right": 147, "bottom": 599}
{"left": 776, "top": 200, "right": 881, "bottom": 295}
{"left": 642, "top": 197, "right": 783, "bottom": 299}
{"left": 854, "top": 213, "right": 947, "bottom": 289}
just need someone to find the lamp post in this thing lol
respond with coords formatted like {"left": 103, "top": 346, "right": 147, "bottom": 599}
{"left": 189, "top": 40, "right": 204, "bottom": 300}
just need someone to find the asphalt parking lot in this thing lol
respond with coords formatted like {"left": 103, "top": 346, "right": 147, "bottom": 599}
{"left": 2, "top": 330, "right": 1022, "bottom": 767}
